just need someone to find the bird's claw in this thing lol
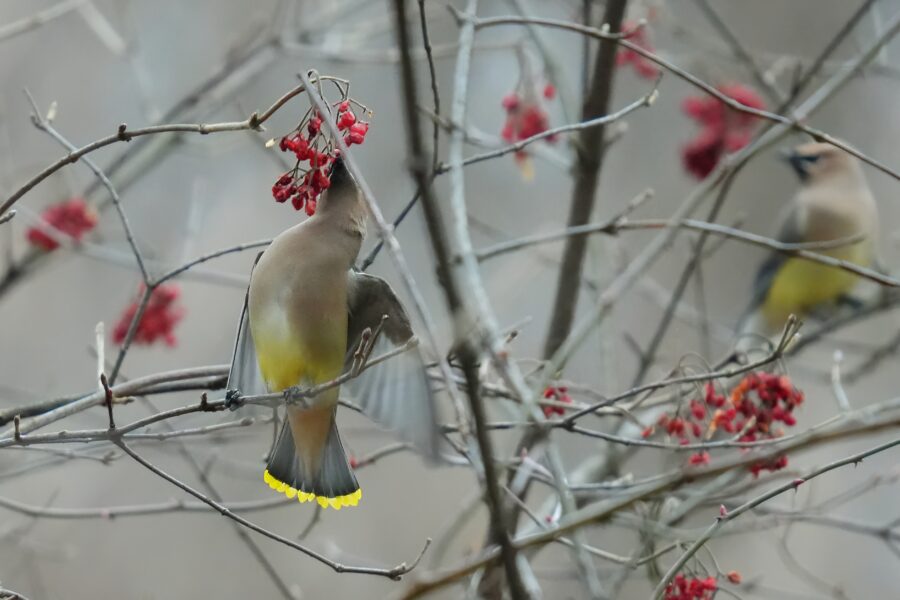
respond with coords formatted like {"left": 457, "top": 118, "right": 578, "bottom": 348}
{"left": 283, "top": 385, "right": 308, "bottom": 408}
{"left": 225, "top": 388, "right": 242, "bottom": 410}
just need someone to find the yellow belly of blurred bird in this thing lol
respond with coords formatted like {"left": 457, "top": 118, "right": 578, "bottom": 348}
{"left": 762, "top": 243, "right": 870, "bottom": 329}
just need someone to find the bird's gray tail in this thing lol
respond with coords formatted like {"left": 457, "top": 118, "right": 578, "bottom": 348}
{"left": 263, "top": 411, "right": 361, "bottom": 509}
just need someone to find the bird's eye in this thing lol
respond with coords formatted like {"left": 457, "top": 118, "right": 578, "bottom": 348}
{"left": 801, "top": 154, "right": 821, "bottom": 163}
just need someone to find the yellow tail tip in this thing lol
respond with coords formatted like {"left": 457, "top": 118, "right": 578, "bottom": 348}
{"left": 263, "top": 470, "right": 361, "bottom": 509}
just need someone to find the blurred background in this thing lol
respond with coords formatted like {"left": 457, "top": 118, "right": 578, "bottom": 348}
{"left": 1, "top": 0, "right": 899, "bottom": 598}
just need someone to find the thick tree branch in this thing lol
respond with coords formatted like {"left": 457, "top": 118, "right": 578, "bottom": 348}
{"left": 541, "top": 0, "right": 629, "bottom": 359}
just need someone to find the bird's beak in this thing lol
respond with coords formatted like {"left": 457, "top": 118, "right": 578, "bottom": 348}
{"left": 780, "top": 148, "right": 811, "bottom": 181}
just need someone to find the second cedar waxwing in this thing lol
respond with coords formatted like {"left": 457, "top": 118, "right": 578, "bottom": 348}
{"left": 226, "top": 158, "right": 440, "bottom": 510}
{"left": 739, "top": 142, "right": 879, "bottom": 338}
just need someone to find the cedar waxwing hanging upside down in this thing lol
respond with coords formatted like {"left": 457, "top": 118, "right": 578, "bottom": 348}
{"left": 226, "top": 158, "right": 440, "bottom": 510}
{"left": 739, "top": 142, "right": 879, "bottom": 339}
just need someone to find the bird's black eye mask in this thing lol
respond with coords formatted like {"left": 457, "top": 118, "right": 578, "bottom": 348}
{"left": 785, "top": 152, "right": 820, "bottom": 181}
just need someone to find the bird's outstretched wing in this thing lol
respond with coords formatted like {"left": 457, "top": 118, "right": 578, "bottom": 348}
{"left": 226, "top": 252, "right": 267, "bottom": 406}
{"left": 343, "top": 270, "right": 441, "bottom": 459}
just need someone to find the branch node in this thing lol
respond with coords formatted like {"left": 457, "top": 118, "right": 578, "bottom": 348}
{"left": 117, "top": 123, "right": 131, "bottom": 141}
{"left": 100, "top": 372, "right": 116, "bottom": 430}
{"left": 446, "top": 4, "right": 466, "bottom": 25}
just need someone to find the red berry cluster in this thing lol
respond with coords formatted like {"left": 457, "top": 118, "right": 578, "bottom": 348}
{"left": 643, "top": 371, "right": 803, "bottom": 474}
{"left": 26, "top": 197, "right": 97, "bottom": 251}
{"left": 542, "top": 385, "right": 572, "bottom": 418}
{"left": 500, "top": 83, "right": 557, "bottom": 163}
{"left": 272, "top": 99, "right": 370, "bottom": 215}
{"left": 730, "top": 372, "right": 802, "bottom": 476}
{"left": 615, "top": 21, "right": 660, "bottom": 80}
{"left": 664, "top": 574, "right": 717, "bottom": 600}
{"left": 680, "top": 84, "right": 766, "bottom": 179}
{"left": 112, "top": 284, "right": 185, "bottom": 347}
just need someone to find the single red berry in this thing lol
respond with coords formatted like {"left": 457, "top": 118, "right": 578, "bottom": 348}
{"left": 338, "top": 110, "right": 357, "bottom": 130}
{"left": 691, "top": 422, "right": 703, "bottom": 438}
{"left": 308, "top": 116, "right": 322, "bottom": 136}
{"left": 501, "top": 93, "right": 520, "bottom": 111}
{"left": 688, "top": 451, "right": 710, "bottom": 466}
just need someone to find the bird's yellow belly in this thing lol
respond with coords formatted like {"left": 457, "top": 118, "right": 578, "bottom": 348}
{"left": 251, "top": 305, "right": 347, "bottom": 396}
{"left": 762, "top": 243, "right": 870, "bottom": 328}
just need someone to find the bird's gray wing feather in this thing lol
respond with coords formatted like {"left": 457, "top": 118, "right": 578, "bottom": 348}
{"left": 742, "top": 205, "right": 806, "bottom": 321}
{"left": 226, "top": 252, "right": 267, "bottom": 405}
{"left": 343, "top": 271, "right": 441, "bottom": 460}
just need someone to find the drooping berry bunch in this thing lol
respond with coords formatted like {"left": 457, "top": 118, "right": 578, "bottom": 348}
{"left": 542, "top": 385, "right": 573, "bottom": 418}
{"left": 26, "top": 197, "right": 97, "bottom": 251}
{"left": 644, "top": 370, "right": 803, "bottom": 474}
{"left": 615, "top": 21, "right": 660, "bottom": 80}
{"left": 272, "top": 96, "right": 370, "bottom": 215}
{"left": 663, "top": 574, "right": 718, "bottom": 600}
{"left": 112, "top": 284, "right": 185, "bottom": 347}
{"left": 680, "top": 84, "right": 766, "bottom": 179}
{"left": 500, "top": 81, "right": 557, "bottom": 168}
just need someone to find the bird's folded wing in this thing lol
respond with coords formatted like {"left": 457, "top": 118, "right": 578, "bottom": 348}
{"left": 343, "top": 271, "right": 441, "bottom": 459}
{"left": 226, "top": 253, "right": 267, "bottom": 403}
{"left": 745, "top": 205, "right": 805, "bottom": 316}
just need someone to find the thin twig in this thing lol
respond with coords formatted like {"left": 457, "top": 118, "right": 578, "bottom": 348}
{"left": 23, "top": 90, "right": 151, "bottom": 284}
{"left": 114, "top": 438, "right": 431, "bottom": 579}
{"left": 651, "top": 436, "right": 900, "bottom": 598}
{"left": 434, "top": 83, "right": 658, "bottom": 174}
{"left": 395, "top": 0, "right": 533, "bottom": 595}
{"left": 0, "top": 82, "right": 312, "bottom": 219}
{"left": 0, "top": 0, "right": 88, "bottom": 44}
{"left": 463, "top": 12, "right": 900, "bottom": 183}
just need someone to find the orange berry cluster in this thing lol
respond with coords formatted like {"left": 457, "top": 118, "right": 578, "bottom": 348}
{"left": 644, "top": 371, "right": 803, "bottom": 475}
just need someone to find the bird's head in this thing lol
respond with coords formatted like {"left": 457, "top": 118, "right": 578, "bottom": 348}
{"left": 317, "top": 154, "right": 366, "bottom": 234}
{"left": 328, "top": 155, "right": 354, "bottom": 191}
{"left": 781, "top": 142, "right": 854, "bottom": 183}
